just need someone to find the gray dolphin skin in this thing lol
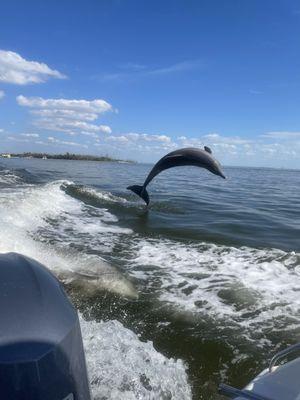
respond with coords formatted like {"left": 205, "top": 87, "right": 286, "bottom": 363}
{"left": 127, "top": 146, "right": 226, "bottom": 205}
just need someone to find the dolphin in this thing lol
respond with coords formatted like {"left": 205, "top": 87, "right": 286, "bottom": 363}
{"left": 127, "top": 146, "right": 226, "bottom": 205}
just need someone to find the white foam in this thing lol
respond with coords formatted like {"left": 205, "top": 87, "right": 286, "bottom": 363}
{"left": 0, "top": 169, "right": 22, "bottom": 185}
{"left": 1, "top": 173, "right": 300, "bottom": 342}
{"left": 0, "top": 180, "right": 136, "bottom": 298}
{"left": 75, "top": 186, "right": 128, "bottom": 204}
{"left": 8, "top": 181, "right": 129, "bottom": 233}
{"left": 80, "top": 314, "right": 192, "bottom": 400}
{"left": 128, "top": 238, "right": 300, "bottom": 334}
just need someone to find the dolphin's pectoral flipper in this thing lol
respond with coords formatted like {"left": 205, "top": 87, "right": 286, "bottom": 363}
{"left": 204, "top": 146, "right": 212, "bottom": 154}
{"left": 127, "top": 185, "right": 150, "bottom": 205}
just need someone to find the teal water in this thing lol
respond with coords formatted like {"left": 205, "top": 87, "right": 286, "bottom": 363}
{"left": 0, "top": 158, "right": 299, "bottom": 399}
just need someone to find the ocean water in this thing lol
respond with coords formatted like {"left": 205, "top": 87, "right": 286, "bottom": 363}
{"left": 0, "top": 158, "right": 299, "bottom": 400}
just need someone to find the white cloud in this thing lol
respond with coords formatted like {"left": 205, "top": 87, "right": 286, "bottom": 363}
{"left": 126, "top": 133, "right": 140, "bottom": 140}
{"left": 7, "top": 135, "right": 29, "bottom": 143}
{"left": 62, "top": 121, "right": 111, "bottom": 133}
{"left": 203, "top": 133, "right": 252, "bottom": 145}
{"left": 34, "top": 140, "right": 50, "bottom": 146}
{"left": 0, "top": 90, "right": 4, "bottom": 99}
{"left": 17, "top": 95, "right": 112, "bottom": 114}
{"left": 20, "top": 133, "right": 39, "bottom": 138}
{"left": 17, "top": 95, "right": 113, "bottom": 137}
{"left": 35, "top": 119, "right": 111, "bottom": 135}
{"left": 101, "top": 59, "right": 202, "bottom": 81}
{"left": 47, "top": 136, "right": 88, "bottom": 148}
{"left": 198, "top": 132, "right": 300, "bottom": 167}
{"left": 0, "top": 50, "right": 66, "bottom": 84}
{"left": 4, "top": 126, "right": 300, "bottom": 168}
{"left": 262, "top": 131, "right": 300, "bottom": 139}
{"left": 144, "top": 134, "right": 171, "bottom": 143}
{"left": 104, "top": 131, "right": 300, "bottom": 166}
{"left": 122, "top": 132, "right": 172, "bottom": 143}
{"left": 203, "top": 133, "right": 219, "bottom": 139}
{"left": 106, "top": 135, "right": 129, "bottom": 143}
{"left": 176, "top": 136, "right": 203, "bottom": 147}
{"left": 148, "top": 60, "right": 202, "bottom": 76}
{"left": 100, "top": 132, "right": 176, "bottom": 158}
{"left": 31, "top": 109, "right": 99, "bottom": 121}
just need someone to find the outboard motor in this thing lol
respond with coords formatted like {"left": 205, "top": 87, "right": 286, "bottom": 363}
{"left": 0, "top": 252, "right": 91, "bottom": 400}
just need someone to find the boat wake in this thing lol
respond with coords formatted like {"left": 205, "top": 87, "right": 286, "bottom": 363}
{"left": 80, "top": 314, "right": 191, "bottom": 400}
{"left": 1, "top": 166, "right": 299, "bottom": 398}
{"left": 0, "top": 177, "right": 135, "bottom": 298}
{"left": 1, "top": 169, "right": 299, "bottom": 344}
{"left": 0, "top": 168, "right": 192, "bottom": 398}
{"left": 124, "top": 238, "right": 300, "bottom": 341}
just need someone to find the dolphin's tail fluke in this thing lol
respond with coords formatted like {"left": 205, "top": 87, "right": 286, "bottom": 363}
{"left": 127, "top": 185, "right": 150, "bottom": 205}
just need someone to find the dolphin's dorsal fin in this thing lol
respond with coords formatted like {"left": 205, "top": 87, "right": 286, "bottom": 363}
{"left": 204, "top": 146, "right": 212, "bottom": 154}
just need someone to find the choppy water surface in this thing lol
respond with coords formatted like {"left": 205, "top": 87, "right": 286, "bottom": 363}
{"left": 0, "top": 158, "right": 299, "bottom": 399}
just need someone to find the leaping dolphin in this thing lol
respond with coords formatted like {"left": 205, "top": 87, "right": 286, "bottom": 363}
{"left": 127, "top": 146, "right": 226, "bottom": 205}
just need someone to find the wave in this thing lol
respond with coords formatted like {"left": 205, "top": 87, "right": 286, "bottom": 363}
{"left": 0, "top": 169, "right": 24, "bottom": 185}
{"left": 1, "top": 171, "right": 300, "bottom": 346}
{"left": 0, "top": 180, "right": 136, "bottom": 298}
{"left": 80, "top": 314, "right": 192, "bottom": 400}
{"left": 63, "top": 183, "right": 186, "bottom": 217}
{"left": 0, "top": 166, "right": 39, "bottom": 186}
{"left": 65, "top": 184, "right": 128, "bottom": 205}
{"left": 64, "top": 184, "right": 185, "bottom": 215}
{"left": 0, "top": 172, "right": 192, "bottom": 397}
{"left": 124, "top": 238, "right": 300, "bottom": 339}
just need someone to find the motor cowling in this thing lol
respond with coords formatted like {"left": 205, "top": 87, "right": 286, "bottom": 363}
{"left": 0, "top": 252, "right": 91, "bottom": 400}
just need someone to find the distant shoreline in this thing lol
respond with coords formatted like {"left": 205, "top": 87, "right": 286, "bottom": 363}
{"left": 0, "top": 153, "right": 298, "bottom": 170}
{"left": 1, "top": 152, "right": 135, "bottom": 163}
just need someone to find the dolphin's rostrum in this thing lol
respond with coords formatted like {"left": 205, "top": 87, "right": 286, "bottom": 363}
{"left": 127, "top": 147, "right": 226, "bottom": 205}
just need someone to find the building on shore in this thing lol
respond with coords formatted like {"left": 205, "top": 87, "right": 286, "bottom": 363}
{"left": 1, "top": 154, "right": 11, "bottom": 158}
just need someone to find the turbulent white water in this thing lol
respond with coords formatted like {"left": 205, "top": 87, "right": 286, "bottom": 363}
{"left": 127, "top": 239, "right": 300, "bottom": 335}
{"left": 0, "top": 179, "right": 136, "bottom": 298}
{"left": 0, "top": 169, "right": 23, "bottom": 185}
{"left": 1, "top": 166, "right": 300, "bottom": 398}
{"left": 0, "top": 172, "right": 192, "bottom": 399}
{"left": 1, "top": 173, "right": 299, "bottom": 338}
{"left": 80, "top": 315, "right": 191, "bottom": 400}
{"left": 71, "top": 185, "right": 128, "bottom": 204}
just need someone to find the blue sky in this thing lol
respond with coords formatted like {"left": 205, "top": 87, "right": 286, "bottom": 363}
{"left": 0, "top": 0, "right": 300, "bottom": 168}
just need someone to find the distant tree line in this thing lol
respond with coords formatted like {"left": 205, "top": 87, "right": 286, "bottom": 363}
{"left": 10, "top": 152, "right": 134, "bottom": 163}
